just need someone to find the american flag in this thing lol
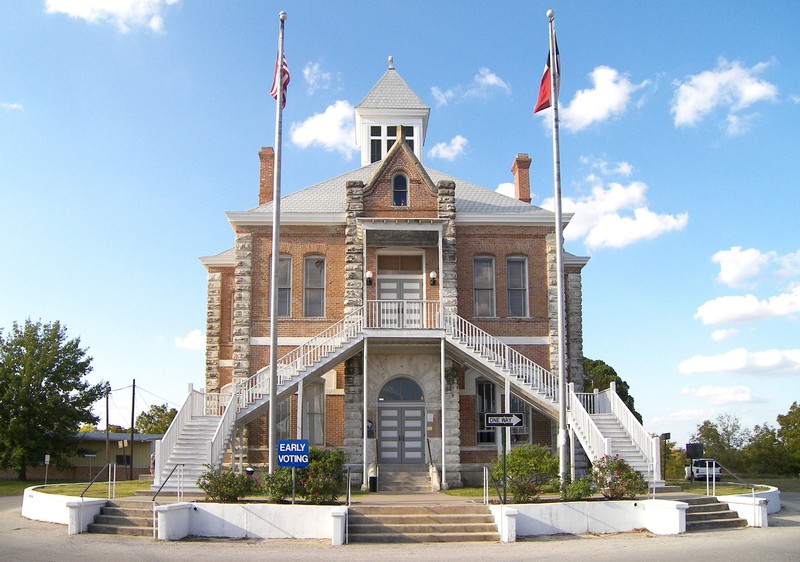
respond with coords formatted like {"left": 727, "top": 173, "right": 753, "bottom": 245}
{"left": 270, "top": 53, "right": 290, "bottom": 108}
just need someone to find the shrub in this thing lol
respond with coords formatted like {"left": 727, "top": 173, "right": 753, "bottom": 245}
{"left": 297, "top": 447, "right": 347, "bottom": 504}
{"left": 196, "top": 464, "right": 259, "bottom": 503}
{"left": 261, "top": 467, "right": 293, "bottom": 503}
{"left": 561, "top": 474, "right": 594, "bottom": 501}
{"left": 491, "top": 443, "right": 558, "bottom": 503}
{"left": 591, "top": 455, "right": 648, "bottom": 500}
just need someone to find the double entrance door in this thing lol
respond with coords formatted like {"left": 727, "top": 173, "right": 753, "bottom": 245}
{"left": 376, "top": 278, "right": 424, "bottom": 329}
{"left": 378, "top": 404, "right": 425, "bottom": 464}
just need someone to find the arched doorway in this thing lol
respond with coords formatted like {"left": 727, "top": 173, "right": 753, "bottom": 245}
{"left": 377, "top": 377, "right": 425, "bottom": 464}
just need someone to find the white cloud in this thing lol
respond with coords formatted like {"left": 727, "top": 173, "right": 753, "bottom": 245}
{"left": 495, "top": 182, "right": 515, "bottom": 199}
{"left": 175, "top": 329, "right": 204, "bottom": 351}
{"left": 539, "top": 178, "right": 688, "bottom": 250}
{"left": 45, "top": 0, "right": 180, "bottom": 33}
{"left": 680, "top": 385, "right": 765, "bottom": 405}
{"left": 1, "top": 102, "right": 23, "bottom": 111}
{"left": 560, "top": 66, "right": 649, "bottom": 132}
{"left": 431, "top": 68, "right": 510, "bottom": 106}
{"left": 790, "top": 94, "right": 800, "bottom": 104}
{"left": 671, "top": 58, "right": 777, "bottom": 133}
{"left": 711, "top": 328, "right": 738, "bottom": 342}
{"left": 712, "top": 246, "right": 773, "bottom": 288}
{"left": 695, "top": 286, "right": 800, "bottom": 324}
{"left": 580, "top": 156, "right": 633, "bottom": 177}
{"left": 303, "top": 62, "right": 331, "bottom": 95}
{"left": 290, "top": 100, "right": 357, "bottom": 159}
{"left": 679, "top": 347, "right": 800, "bottom": 375}
{"left": 427, "top": 134, "right": 468, "bottom": 161}
{"left": 777, "top": 250, "right": 800, "bottom": 279}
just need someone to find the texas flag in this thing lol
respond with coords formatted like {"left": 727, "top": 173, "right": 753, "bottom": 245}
{"left": 533, "top": 39, "right": 559, "bottom": 114}
{"left": 270, "top": 53, "right": 290, "bottom": 108}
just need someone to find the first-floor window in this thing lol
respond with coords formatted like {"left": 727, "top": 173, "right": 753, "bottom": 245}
{"left": 304, "top": 256, "right": 325, "bottom": 317}
{"left": 276, "top": 397, "right": 291, "bottom": 441}
{"left": 303, "top": 383, "right": 325, "bottom": 446}
{"left": 510, "top": 395, "right": 532, "bottom": 444}
{"left": 476, "top": 380, "right": 496, "bottom": 444}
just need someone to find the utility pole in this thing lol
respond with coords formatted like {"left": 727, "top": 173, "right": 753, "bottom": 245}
{"left": 130, "top": 379, "right": 135, "bottom": 480}
{"left": 105, "top": 384, "right": 110, "bottom": 468}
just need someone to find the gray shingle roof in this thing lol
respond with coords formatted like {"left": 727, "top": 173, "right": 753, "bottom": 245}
{"left": 356, "top": 66, "right": 428, "bottom": 110}
{"left": 250, "top": 163, "right": 553, "bottom": 220}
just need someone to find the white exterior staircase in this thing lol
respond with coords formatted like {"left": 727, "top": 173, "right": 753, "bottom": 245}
{"left": 154, "top": 303, "right": 660, "bottom": 492}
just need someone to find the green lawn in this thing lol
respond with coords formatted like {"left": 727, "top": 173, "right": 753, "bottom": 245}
{"left": 0, "top": 479, "right": 150, "bottom": 498}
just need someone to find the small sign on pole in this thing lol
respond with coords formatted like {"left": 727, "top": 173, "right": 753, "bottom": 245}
{"left": 484, "top": 413, "right": 524, "bottom": 504}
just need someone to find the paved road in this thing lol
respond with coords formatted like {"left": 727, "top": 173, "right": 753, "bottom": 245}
{"left": 1, "top": 493, "right": 798, "bottom": 561}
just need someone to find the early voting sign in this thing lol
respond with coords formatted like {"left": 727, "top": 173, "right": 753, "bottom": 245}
{"left": 277, "top": 439, "right": 309, "bottom": 468}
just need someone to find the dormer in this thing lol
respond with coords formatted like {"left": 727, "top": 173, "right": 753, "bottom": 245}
{"left": 355, "top": 56, "right": 430, "bottom": 167}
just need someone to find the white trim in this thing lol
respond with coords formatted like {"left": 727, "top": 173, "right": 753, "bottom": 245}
{"left": 219, "top": 360, "right": 234, "bottom": 368}
{"left": 457, "top": 212, "right": 574, "bottom": 226}
{"left": 251, "top": 337, "right": 310, "bottom": 346}
{"left": 199, "top": 254, "right": 234, "bottom": 267}
{"left": 226, "top": 211, "right": 346, "bottom": 226}
{"left": 499, "top": 336, "right": 549, "bottom": 346}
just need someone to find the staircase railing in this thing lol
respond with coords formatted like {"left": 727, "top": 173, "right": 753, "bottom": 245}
{"left": 567, "top": 383, "right": 610, "bottom": 460}
{"left": 155, "top": 388, "right": 206, "bottom": 486}
{"left": 606, "top": 381, "right": 661, "bottom": 481}
{"left": 366, "top": 300, "right": 442, "bottom": 329}
{"left": 207, "top": 387, "right": 239, "bottom": 470}
{"left": 240, "top": 307, "right": 365, "bottom": 408}
{"left": 443, "top": 309, "right": 557, "bottom": 401}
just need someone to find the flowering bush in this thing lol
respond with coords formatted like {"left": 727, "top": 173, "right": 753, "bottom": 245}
{"left": 297, "top": 447, "right": 347, "bottom": 504}
{"left": 196, "top": 464, "right": 260, "bottom": 503}
{"left": 261, "top": 467, "right": 293, "bottom": 503}
{"left": 591, "top": 455, "right": 647, "bottom": 500}
{"left": 490, "top": 443, "right": 558, "bottom": 503}
{"left": 561, "top": 474, "right": 594, "bottom": 501}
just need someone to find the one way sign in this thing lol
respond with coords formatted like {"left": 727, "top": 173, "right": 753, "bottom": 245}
{"left": 485, "top": 413, "right": 524, "bottom": 427}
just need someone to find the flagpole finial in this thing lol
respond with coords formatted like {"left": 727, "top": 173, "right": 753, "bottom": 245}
{"left": 279, "top": 11, "right": 287, "bottom": 21}
{"left": 546, "top": 9, "right": 554, "bottom": 19}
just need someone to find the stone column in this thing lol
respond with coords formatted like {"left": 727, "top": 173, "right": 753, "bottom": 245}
{"left": 343, "top": 353, "right": 364, "bottom": 473}
{"left": 437, "top": 180, "right": 458, "bottom": 312}
{"left": 545, "top": 232, "right": 563, "bottom": 377}
{"left": 232, "top": 232, "right": 252, "bottom": 383}
{"left": 344, "top": 181, "right": 365, "bottom": 314}
{"left": 205, "top": 271, "right": 222, "bottom": 393}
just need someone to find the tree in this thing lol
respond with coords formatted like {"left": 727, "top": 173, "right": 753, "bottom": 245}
{"left": 0, "top": 320, "right": 106, "bottom": 480}
{"left": 690, "top": 413, "right": 751, "bottom": 471}
{"left": 743, "top": 423, "right": 794, "bottom": 475}
{"left": 135, "top": 403, "right": 177, "bottom": 434}
{"left": 79, "top": 423, "right": 98, "bottom": 433}
{"left": 582, "top": 358, "right": 642, "bottom": 423}
{"left": 777, "top": 401, "right": 800, "bottom": 473}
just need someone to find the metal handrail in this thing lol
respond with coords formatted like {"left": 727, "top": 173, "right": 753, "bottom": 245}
{"left": 151, "top": 463, "right": 185, "bottom": 502}
{"left": 483, "top": 466, "right": 504, "bottom": 505}
{"left": 80, "top": 463, "right": 116, "bottom": 499}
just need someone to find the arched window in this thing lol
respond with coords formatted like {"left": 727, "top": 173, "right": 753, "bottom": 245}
{"left": 379, "top": 377, "right": 424, "bottom": 401}
{"left": 392, "top": 174, "right": 408, "bottom": 207}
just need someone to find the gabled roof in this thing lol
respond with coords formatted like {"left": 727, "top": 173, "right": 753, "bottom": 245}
{"left": 356, "top": 58, "right": 428, "bottom": 111}
{"left": 237, "top": 163, "right": 559, "bottom": 223}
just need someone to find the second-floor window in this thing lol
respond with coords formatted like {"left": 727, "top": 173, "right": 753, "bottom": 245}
{"left": 392, "top": 174, "right": 408, "bottom": 207}
{"left": 278, "top": 255, "right": 291, "bottom": 317}
{"left": 473, "top": 256, "right": 495, "bottom": 317}
{"left": 507, "top": 257, "right": 528, "bottom": 317}
{"left": 304, "top": 256, "right": 325, "bottom": 317}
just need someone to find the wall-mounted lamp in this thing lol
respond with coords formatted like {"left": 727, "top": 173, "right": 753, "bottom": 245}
{"left": 365, "top": 270, "right": 373, "bottom": 286}
{"left": 429, "top": 270, "right": 437, "bottom": 286}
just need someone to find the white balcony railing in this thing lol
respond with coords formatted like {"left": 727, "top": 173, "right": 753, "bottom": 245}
{"left": 365, "top": 300, "right": 442, "bottom": 329}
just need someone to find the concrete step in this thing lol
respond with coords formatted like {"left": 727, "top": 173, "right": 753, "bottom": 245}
{"left": 683, "top": 497, "right": 748, "bottom": 532}
{"left": 94, "top": 514, "right": 154, "bottom": 527}
{"left": 86, "top": 523, "right": 153, "bottom": 537}
{"left": 348, "top": 504, "right": 498, "bottom": 543}
{"left": 686, "top": 518, "right": 748, "bottom": 531}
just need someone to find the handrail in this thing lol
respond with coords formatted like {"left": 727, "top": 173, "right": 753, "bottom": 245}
{"left": 483, "top": 466, "right": 505, "bottom": 505}
{"left": 155, "top": 389, "right": 203, "bottom": 485}
{"left": 566, "top": 383, "right": 610, "bottom": 460}
{"left": 151, "top": 463, "right": 185, "bottom": 502}
{"left": 80, "top": 463, "right": 116, "bottom": 499}
{"left": 443, "top": 308, "right": 558, "bottom": 402}
{"left": 240, "top": 307, "right": 365, "bottom": 408}
{"left": 208, "top": 388, "right": 239, "bottom": 471}
{"left": 606, "top": 381, "right": 661, "bottom": 480}
{"left": 365, "top": 300, "right": 442, "bottom": 329}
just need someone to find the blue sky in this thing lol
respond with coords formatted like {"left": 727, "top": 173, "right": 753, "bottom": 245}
{"left": 1, "top": 1, "right": 798, "bottom": 447}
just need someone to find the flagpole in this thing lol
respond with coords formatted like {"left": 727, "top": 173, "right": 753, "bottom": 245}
{"left": 546, "top": 9, "right": 568, "bottom": 487}
{"left": 268, "top": 10, "right": 287, "bottom": 475}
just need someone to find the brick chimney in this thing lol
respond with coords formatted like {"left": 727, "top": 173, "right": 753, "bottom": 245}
{"left": 511, "top": 153, "right": 532, "bottom": 203}
{"left": 258, "top": 147, "right": 275, "bottom": 205}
